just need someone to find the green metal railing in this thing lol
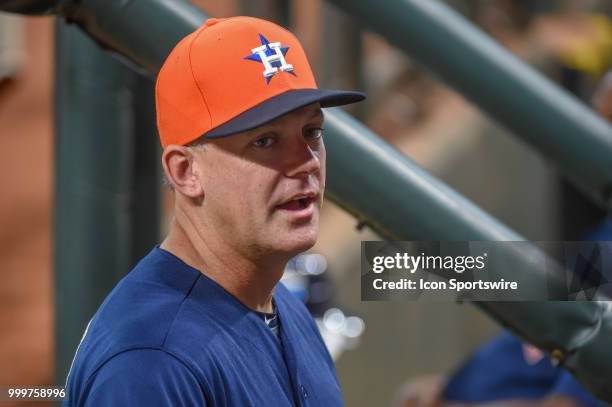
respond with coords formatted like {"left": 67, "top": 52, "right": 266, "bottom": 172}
{"left": 53, "top": 21, "right": 135, "bottom": 381}
{"left": 328, "top": 0, "right": 612, "bottom": 210}
{"left": 53, "top": 15, "right": 160, "bottom": 380}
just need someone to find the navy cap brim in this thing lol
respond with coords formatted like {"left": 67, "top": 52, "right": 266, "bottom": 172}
{"left": 204, "top": 88, "right": 366, "bottom": 138}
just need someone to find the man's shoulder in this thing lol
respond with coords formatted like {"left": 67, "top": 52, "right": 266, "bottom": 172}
{"left": 87, "top": 247, "right": 204, "bottom": 347}
{"left": 65, "top": 249, "right": 211, "bottom": 391}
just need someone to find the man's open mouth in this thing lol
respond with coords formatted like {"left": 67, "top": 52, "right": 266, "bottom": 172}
{"left": 277, "top": 196, "right": 315, "bottom": 211}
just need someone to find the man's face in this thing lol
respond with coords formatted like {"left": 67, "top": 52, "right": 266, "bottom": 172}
{"left": 192, "top": 103, "right": 325, "bottom": 259}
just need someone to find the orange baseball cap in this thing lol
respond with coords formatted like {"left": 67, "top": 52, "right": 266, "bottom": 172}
{"left": 155, "top": 16, "right": 365, "bottom": 147}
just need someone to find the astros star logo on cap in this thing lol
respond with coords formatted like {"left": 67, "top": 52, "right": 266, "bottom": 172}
{"left": 244, "top": 34, "right": 296, "bottom": 84}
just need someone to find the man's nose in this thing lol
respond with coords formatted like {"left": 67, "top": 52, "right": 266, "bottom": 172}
{"left": 284, "top": 136, "right": 321, "bottom": 178}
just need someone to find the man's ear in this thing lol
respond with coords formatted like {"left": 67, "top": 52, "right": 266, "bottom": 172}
{"left": 162, "top": 145, "right": 204, "bottom": 198}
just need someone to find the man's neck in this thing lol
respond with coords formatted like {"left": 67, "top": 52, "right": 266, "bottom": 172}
{"left": 160, "top": 213, "right": 288, "bottom": 314}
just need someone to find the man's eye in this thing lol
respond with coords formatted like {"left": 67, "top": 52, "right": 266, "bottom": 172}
{"left": 253, "top": 137, "right": 275, "bottom": 148}
{"left": 306, "top": 127, "right": 324, "bottom": 140}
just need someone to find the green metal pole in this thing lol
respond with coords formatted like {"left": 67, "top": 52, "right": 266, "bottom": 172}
{"left": 53, "top": 19, "right": 160, "bottom": 380}
{"left": 324, "top": 108, "right": 522, "bottom": 241}
{"left": 53, "top": 19, "right": 137, "bottom": 380}
{"left": 327, "top": 0, "right": 612, "bottom": 210}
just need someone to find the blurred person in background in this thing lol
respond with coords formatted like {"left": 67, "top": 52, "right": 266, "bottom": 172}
{"left": 592, "top": 70, "right": 612, "bottom": 121}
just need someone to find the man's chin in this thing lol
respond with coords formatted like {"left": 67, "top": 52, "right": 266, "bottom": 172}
{"left": 272, "top": 228, "right": 318, "bottom": 256}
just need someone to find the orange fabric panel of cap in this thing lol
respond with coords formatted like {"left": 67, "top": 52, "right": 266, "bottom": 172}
{"left": 156, "top": 16, "right": 318, "bottom": 148}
